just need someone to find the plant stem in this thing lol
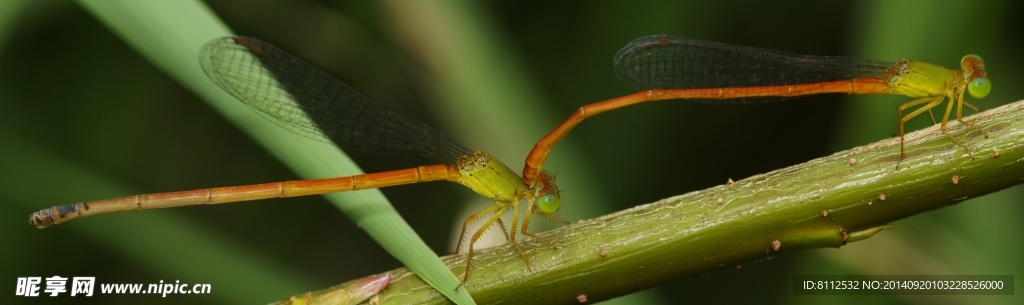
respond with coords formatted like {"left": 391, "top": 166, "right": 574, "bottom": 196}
{"left": 277, "top": 99, "right": 1024, "bottom": 305}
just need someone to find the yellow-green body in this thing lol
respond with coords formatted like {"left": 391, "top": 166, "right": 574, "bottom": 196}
{"left": 884, "top": 54, "right": 990, "bottom": 160}
{"left": 448, "top": 150, "right": 563, "bottom": 284}
{"left": 889, "top": 60, "right": 959, "bottom": 99}
{"left": 456, "top": 151, "right": 530, "bottom": 203}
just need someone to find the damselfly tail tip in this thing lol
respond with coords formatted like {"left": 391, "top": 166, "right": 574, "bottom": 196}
{"left": 29, "top": 209, "right": 54, "bottom": 229}
{"left": 29, "top": 202, "right": 82, "bottom": 229}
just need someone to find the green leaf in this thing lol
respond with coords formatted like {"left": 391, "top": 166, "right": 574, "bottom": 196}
{"left": 75, "top": 0, "right": 474, "bottom": 303}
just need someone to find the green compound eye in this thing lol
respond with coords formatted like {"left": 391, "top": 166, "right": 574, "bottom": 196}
{"left": 537, "top": 193, "right": 560, "bottom": 214}
{"left": 968, "top": 77, "right": 991, "bottom": 99}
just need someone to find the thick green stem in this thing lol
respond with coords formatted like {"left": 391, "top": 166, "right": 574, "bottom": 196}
{"left": 277, "top": 99, "right": 1024, "bottom": 305}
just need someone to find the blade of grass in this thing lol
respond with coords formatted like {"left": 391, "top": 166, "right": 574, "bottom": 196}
{"left": 73, "top": 0, "right": 474, "bottom": 303}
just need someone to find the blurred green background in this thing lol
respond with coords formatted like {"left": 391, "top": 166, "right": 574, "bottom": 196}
{"left": 3, "top": 0, "right": 1022, "bottom": 304}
